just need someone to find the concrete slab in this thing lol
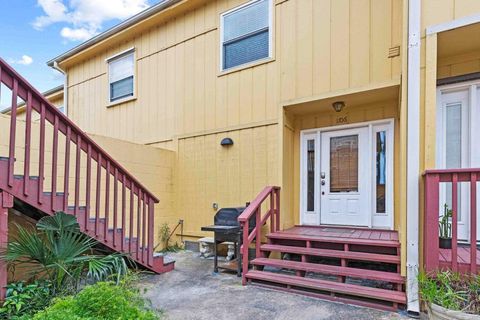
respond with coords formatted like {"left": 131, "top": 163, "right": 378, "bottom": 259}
{"left": 140, "top": 251, "right": 408, "bottom": 320}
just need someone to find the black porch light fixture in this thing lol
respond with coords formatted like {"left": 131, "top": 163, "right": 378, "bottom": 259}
{"left": 220, "top": 137, "right": 234, "bottom": 146}
{"left": 332, "top": 101, "right": 345, "bottom": 112}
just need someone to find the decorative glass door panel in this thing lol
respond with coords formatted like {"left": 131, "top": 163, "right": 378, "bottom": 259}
{"left": 329, "top": 135, "right": 359, "bottom": 193}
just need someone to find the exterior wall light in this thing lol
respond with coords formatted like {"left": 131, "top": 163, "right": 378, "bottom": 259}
{"left": 220, "top": 137, "right": 234, "bottom": 146}
{"left": 332, "top": 101, "right": 345, "bottom": 112}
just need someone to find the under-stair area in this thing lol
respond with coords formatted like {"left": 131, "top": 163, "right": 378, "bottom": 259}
{"left": 0, "top": 58, "right": 174, "bottom": 284}
{"left": 238, "top": 188, "right": 406, "bottom": 312}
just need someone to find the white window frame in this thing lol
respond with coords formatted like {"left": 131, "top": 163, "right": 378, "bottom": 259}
{"left": 300, "top": 119, "right": 395, "bottom": 229}
{"left": 219, "top": 0, "right": 273, "bottom": 73}
{"left": 106, "top": 48, "right": 136, "bottom": 106}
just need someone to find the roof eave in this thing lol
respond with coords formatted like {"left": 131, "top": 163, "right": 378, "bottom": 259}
{"left": 46, "top": 0, "right": 181, "bottom": 67}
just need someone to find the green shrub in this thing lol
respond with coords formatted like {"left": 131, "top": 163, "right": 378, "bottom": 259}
{"left": 2, "top": 212, "right": 129, "bottom": 295}
{"left": 418, "top": 270, "right": 480, "bottom": 314}
{"left": 0, "top": 280, "right": 53, "bottom": 319}
{"left": 33, "top": 281, "right": 160, "bottom": 320}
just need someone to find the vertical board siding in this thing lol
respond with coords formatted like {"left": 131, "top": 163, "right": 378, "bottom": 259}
{"left": 65, "top": 0, "right": 400, "bottom": 146}
{"left": 176, "top": 124, "right": 278, "bottom": 236}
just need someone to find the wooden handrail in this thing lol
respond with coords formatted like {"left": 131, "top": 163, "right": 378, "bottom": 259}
{"left": 0, "top": 57, "right": 159, "bottom": 268}
{"left": 424, "top": 169, "right": 480, "bottom": 273}
{"left": 238, "top": 186, "right": 280, "bottom": 285}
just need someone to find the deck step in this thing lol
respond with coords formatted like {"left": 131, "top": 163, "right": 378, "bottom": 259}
{"left": 245, "top": 270, "right": 406, "bottom": 304}
{"left": 261, "top": 244, "right": 400, "bottom": 264}
{"left": 267, "top": 232, "right": 400, "bottom": 248}
{"left": 251, "top": 258, "right": 404, "bottom": 283}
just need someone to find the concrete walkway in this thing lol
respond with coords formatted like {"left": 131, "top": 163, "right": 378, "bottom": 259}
{"left": 140, "top": 251, "right": 408, "bottom": 320}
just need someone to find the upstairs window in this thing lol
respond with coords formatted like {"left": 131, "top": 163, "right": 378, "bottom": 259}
{"left": 221, "top": 0, "right": 272, "bottom": 71}
{"left": 108, "top": 50, "right": 135, "bottom": 103}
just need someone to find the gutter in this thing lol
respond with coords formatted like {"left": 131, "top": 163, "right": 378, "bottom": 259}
{"left": 1, "top": 85, "right": 63, "bottom": 114}
{"left": 406, "top": 0, "right": 421, "bottom": 316}
{"left": 46, "top": 0, "right": 180, "bottom": 67}
{"left": 52, "top": 61, "right": 68, "bottom": 117}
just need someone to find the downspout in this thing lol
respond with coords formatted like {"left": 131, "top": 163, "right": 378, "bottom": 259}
{"left": 51, "top": 61, "right": 68, "bottom": 117}
{"left": 406, "top": 0, "right": 421, "bottom": 316}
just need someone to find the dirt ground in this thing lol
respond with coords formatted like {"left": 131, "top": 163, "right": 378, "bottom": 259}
{"left": 140, "top": 251, "right": 409, "bottom": 320}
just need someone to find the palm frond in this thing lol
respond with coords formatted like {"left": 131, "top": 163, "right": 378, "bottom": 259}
{"left": 36, "top": 212, "right": 80, "bottom": 233}
{"left": 86, "top": 253, "right": 129, "bottom": 283}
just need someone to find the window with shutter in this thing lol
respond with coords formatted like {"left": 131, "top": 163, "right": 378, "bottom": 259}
{"left": 221, "top": 0, "right": 271, "bottom": 71}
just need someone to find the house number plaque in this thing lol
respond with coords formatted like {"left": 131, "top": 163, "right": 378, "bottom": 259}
{"left": 336, "top": 116, "right": 348, "bottom": 124}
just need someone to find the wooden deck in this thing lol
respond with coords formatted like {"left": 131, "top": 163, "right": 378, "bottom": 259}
{"left": 282, "top": 226, "right": 399, "bottom": 242}
{"left": 439, "top": 245, "right": 480, "bottom": 273}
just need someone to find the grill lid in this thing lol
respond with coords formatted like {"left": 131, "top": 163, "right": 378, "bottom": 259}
{"left": 214, "top": 207, "right": 246, "bottom": 226}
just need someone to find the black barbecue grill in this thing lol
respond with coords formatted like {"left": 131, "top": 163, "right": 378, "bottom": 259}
{"left": 201, "top": 206, "right": 255, "bottom": 276}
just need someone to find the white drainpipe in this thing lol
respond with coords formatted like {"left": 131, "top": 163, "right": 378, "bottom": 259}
{"left": 406, "top": 0, "right": 421, "bottom": 316}
{"left": 52, "top": 61, "right": 68, "bottom": 117}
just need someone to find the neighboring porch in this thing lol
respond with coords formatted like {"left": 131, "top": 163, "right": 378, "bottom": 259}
{"left": 423, "top": 19, "right": 480, "bottom": 275}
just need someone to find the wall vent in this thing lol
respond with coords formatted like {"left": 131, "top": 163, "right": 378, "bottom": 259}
{"left": 388, "top": 46, "right": 401, "bottom": 58}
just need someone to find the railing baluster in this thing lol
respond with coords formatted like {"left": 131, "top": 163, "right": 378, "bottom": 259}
{"left": 471, "top": 173, "right": 477, "bottom": 273}
{"left": 85, "top": 144, "right": 91, "bottom": 232}
{"left": 424, "top": 173, "right": 440, "bottom": 271}
{"left": 137, "top": 190, "right": 142, "bottom": 261}
{"left": 148, "top": 197, "right": 154, "bottom": 266}
{"left": 275, "top": 188, "right": 280, "bottom": 232}
{"left": 74, "top": 135, "right": 81, "bottom": 219}
{"left": 23, "top": 91, "right": 32, "bottom": 196}
{"left": 8, "top": 78, "right": 18, "bottom": 187}
{"left": 63, "top": 126, "right": 71, "bottom": 211}
{"left": 452, "top": 173, "right": 459, "bottom": 271}
{"left": 121, "top": 175, "right": 126, "bottom": 252}
{"left": 95, "top": 153, "right": 102, "bottom": 237}
{"left": 242, "top": 219, "right": 249, "bottom": 285}
{"left": 104, "top": 160, "right": 110, "bottom": 242}
{"left": 256, "top": 207, "right": 261, "bottom": 259}
{"left": 270, "top": 191, "right": 274, "bottom": 233}
{"left": 51, "top": 115, "right": 59, "bottom": 212}
{"left": 129, "top": 184, "right": 134, "bottom": 254}
{"left": 142, "top": 192, "right": 147, "bottom": 263}
{"left": 38, "top": 103, "right": 45, "bottom": 205}
{"left": 113, "top": 168, "right": 118, "bottom": 248}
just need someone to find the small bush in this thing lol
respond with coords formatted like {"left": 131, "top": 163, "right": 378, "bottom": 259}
{"left": 0, "top": 280, "right": 53, "bottom": 319}
{"left": 32, "top": 281, "right": 160, "bottom": 320}
{"left": 418, "top": 270, "right": 480, "bottom": 314}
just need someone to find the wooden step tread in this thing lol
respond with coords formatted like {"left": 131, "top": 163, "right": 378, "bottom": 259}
{"left": 246, "top": 270, "right": 406, "bottom": 304}
{"left": 267, "top": 232, "right": 400, "bottom": 248}
{"left": 261, "top": 244, "right": 400, "bottom": 264}
{"left": 251, "top": 258, "right": 404, "bottom": 283}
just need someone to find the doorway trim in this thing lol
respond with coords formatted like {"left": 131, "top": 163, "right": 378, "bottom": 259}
{"left": 299, "top": 118, "right": 395, "bottom": 229}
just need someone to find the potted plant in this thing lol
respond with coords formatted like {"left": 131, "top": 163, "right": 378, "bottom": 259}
{"left": 439, "top": 204, "right": 452, "bottom": 249}
{"left": 419, "top": 271, "right": 480, "bottom": 319}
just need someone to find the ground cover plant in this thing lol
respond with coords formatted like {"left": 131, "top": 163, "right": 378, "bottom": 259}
{"left": 419, "top": 270, "right": 480, "bottom": 314}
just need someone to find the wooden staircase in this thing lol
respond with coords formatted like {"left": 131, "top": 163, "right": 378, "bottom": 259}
{"left": 238, "top": 189, "right": 406, "bottom": 311}
{"left": 0, "top": 58, "right": 173, "bottom": 277}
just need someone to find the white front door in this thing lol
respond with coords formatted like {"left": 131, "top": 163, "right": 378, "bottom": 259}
{"left": 436, "top": 83, "right": 480, "bottom": 241}
{"left": 300, "top": 120, "right": 394, "bottom": 229}
{"left": 320, "top": 128, "right": 370, "bottom": 226}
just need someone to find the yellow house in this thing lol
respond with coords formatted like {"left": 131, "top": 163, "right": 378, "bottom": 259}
{"left": 0, "top": 0, "right": 479, "bottom": 314}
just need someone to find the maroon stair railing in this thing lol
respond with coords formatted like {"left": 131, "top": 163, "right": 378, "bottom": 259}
{"left": 238, "top": 186, "right": 280, "bottom": 285}
{"left": 424, "top": 168, "right": 480, "bottom": 273}
{"left": 0, "top": 57, "right": 160, "bottom": 270}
